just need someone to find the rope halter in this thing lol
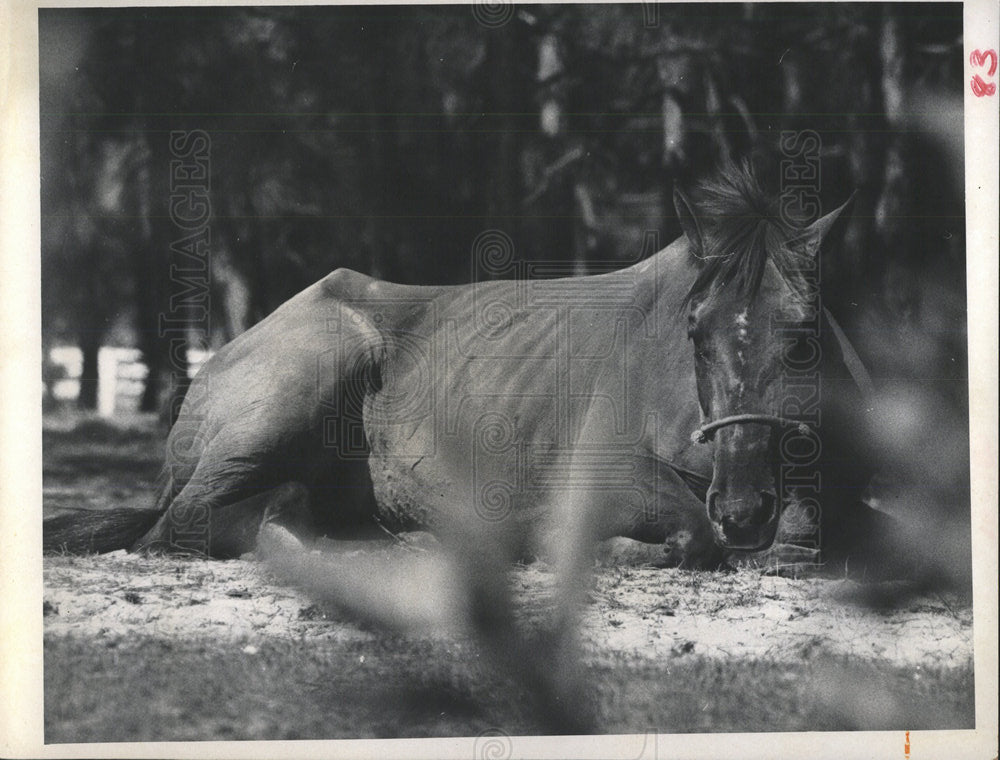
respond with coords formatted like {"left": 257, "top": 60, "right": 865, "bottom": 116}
{"left": 690, "top": 414, "right": 812, "bottom": 445}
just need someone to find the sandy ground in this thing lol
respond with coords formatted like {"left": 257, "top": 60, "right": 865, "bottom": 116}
{"left": 44, "top": 544, "right": 972, "bottom": 670}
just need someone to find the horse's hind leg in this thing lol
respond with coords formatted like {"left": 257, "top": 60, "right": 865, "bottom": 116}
{"left": 134, "top": 481, "right": 313, "bottom": 558}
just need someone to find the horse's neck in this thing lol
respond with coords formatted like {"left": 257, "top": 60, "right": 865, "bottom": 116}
{"left": 626, "top": 235, "right": 707, "bottom": 463}
{"left": 631, "top": 235, "right": 698, "bottom": 329}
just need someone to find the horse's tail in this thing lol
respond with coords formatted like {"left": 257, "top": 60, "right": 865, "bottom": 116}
{"left": 43, "top": 467, "right": 173, "bottom": 555}
{"left": 43, "top": 507, "right": 164, "bottom": 554}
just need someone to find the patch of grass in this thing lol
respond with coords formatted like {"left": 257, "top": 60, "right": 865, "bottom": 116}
{"left": 44, "top": 634, "right": 542, "bottom": 742}
{"left": 596, "top": 654, "right": 974, "bottom": 734}
{"left": 44, "top": 633, "right": 974, "bottom": 742}
{"left": 43, "top": 413, "right": 164, "bottom": 516}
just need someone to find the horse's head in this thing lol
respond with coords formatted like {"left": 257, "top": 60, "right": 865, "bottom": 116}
{"left": 674, "top": 160, "right": 851, "bottom": 551}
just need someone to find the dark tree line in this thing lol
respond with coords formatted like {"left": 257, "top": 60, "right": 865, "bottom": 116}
{"left": 40, "top": 3, "right": 966, "bottom": 418}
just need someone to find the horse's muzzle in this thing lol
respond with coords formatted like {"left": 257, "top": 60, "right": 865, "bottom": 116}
{"left": 708, "top": 490, "right": 779, "bottom": 551}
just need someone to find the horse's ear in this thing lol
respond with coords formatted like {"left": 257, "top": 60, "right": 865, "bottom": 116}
{"left": 673, "top": 187, "right": 704, "bottom": 259}
{"left": 802, "top": 191, "right": 856, "bottom": 256}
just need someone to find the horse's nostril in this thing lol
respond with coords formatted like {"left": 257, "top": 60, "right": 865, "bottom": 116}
{"left": 718, "top": 514, "right": 745, "bottom": 545}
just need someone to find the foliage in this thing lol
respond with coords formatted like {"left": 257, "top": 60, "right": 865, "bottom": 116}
{"left": 39, "top": 4, "right": 967, "bottom": 410}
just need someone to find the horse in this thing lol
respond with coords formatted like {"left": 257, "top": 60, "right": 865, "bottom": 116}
{"left": 44, "top": 156, "right": 894, "bottom": 572}
{"left": 45, "top": 154, "right": 907, "bottom": 731}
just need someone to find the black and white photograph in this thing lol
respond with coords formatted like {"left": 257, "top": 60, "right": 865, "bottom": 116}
{"left": 1, "top": 1, "right": 997, "bottom": 757}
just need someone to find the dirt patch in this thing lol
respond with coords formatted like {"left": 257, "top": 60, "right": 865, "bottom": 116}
{"left": 44, "top": 550, "right": 972, "bottom": 669}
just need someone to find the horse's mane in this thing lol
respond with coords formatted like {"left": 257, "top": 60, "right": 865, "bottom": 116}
{"left": 684, "top": 154, "right": 814, "bottom": 304}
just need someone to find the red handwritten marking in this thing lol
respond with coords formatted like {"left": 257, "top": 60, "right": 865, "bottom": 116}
{"left": 970, "top": 49, "right": 998, "bottom": 97}
{"left": 971, "top": 76, "right": 996, "bottom": 97}
{"left": 970, "top": 49, "right": 998, "bottom": 77}
{"left": 904, "top": 729, "right": 911, "bottom": 759}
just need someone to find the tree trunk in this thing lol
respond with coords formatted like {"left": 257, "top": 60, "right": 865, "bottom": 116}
{"left": 76, "top": 333, "right": 101, "bottom": 411}
{"left": 484, "top": 22, "right": 524, "bottom": 255}
{"left": 875, "top": 5, "right": 913, "bottom": 315}
{"left": 133, "top": 133, "right": 166, "bottom": 414}
{"left": 132, "top": 26, "right": 191, "bottom": 421}
{"left": 214, "top": 240, "right": 255, "bottom": 341}
{"left": 363, "top": 13, "right": 399, "bottom": 280}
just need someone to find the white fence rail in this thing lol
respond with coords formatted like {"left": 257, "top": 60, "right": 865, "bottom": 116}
{"left": 47, "top": 346, "right": 213, "bottom": 416}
